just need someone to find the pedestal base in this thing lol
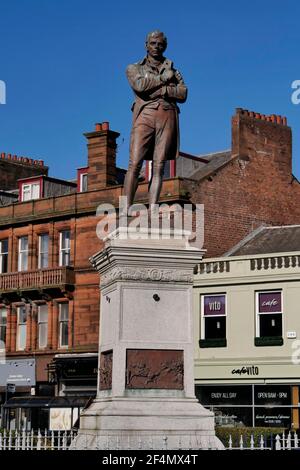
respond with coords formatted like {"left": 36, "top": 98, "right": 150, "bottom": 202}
{"left": 70, "top": 228, "right": 223, "bottom": 450}
{"left": 70, "top": 397, "right": 224, "bottom": 450}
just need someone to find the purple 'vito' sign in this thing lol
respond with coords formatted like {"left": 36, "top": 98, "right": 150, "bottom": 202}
{"left": 204, "top": 295, "right": 226, "bottom": 316}
{"left": 258, "top": 292, "right": 282, "bottom": 313}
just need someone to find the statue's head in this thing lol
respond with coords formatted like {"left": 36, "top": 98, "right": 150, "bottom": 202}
{"left": 145, "top": 30, "right": 167, "bottom": 59}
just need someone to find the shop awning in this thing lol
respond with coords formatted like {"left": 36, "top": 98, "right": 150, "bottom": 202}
{"left": 3, "top": 396, "right": 91, "bottom": 408}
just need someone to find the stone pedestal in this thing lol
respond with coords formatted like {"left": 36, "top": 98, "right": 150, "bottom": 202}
{"left": 71, "top": 228, "right": 223, "bottom": 450}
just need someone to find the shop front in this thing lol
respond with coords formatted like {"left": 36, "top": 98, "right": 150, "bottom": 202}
{"left": 0, "top": 358, "right": 36, "bottom": 427}
{"left": 3, "top": 395, "right": 89, "bottom": 431}
{"left": 48, "top": 353, "right": 98, "bottom": 398}
{"left": 1, "top": 354, "right": 97, "bottom": 430}
{"left": 196, "top": 384, "right": 298, "bottom": 428}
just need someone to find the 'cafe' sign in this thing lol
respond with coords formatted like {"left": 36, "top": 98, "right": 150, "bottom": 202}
{"left": 258, "top": 292, "right": 282, "bottom": 313}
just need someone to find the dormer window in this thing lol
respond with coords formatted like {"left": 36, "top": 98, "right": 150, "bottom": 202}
{"left": 22, "top": 182, "right": 40, "bottom": 201}
{"left": 19, "top": 176, "right": 76, "bottom": 202}
{"left": 145, "top": 160, "right": 176, "bottom": 181}
{"left": 77, "top": 167, "right": 89, "bottom": 192}
{"left": 80, "top": 173, "right": 88, "bottom": 192}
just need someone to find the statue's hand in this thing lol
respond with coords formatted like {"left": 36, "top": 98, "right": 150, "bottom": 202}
{"left": 160, "top": 69, "right": 174, "bottom": 83}
{"left": 174, "top": 70, "right": 183, "bottom": 82}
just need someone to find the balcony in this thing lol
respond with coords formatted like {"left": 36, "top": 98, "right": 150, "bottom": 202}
{"left": 0, "top": 267, "right": 75, "bottom": 294}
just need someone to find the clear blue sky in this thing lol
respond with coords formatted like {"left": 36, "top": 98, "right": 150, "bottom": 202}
{"left": 1, "top": 0, "right": 300, "bottom": 180}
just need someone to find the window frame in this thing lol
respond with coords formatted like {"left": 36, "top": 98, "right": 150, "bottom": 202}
{"left": 18, "top": 236, "right": 29, "bottom": 272}
{"left": 22, "top": 182, "right": 40, "bottom": 201}
{"left": 146, "top": 160, "right": 176, "bottom": 181}
{"left": 59, "top": 230, "right": 71, "bottom": 267}
{"left": 255, "top": 290, "right": 283, "bottom": 339}
{"left": 0, "top": 238, "right": 8, "bottom": 274}
{"left": 58, "top": 302, "right": 69, "bottom": 348}
{"left": 0, "top": 306, "right": 7, "bottom": 347}
{"left": 201, "top": 293, "right": 227, "bottom": 341}
{"left": 38, "top": 233, "right": 49, "bottom": 269}
{"left": 16, "top": 305, "right": 27, "bottom": 351}
{"left": 38, "top": 304, "right": 48, "bottom": 349}
{"left": 80, "top": 173, "right": 88, "bottom": 192}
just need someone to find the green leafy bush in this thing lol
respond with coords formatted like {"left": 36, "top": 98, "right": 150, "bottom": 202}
{"left": 216, "top": 426, "right": 286, "bottom": 448}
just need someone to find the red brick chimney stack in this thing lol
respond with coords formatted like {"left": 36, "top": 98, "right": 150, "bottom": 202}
{"left": 84, "top": 122, "right": 120, "bottom": 190}
{"left": 232, "top": 108, "right": 292, "bottom": 179}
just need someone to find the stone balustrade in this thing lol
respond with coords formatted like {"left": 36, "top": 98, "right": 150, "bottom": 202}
{"left": 0, "top": 267, "right": 74, "bottom": 292}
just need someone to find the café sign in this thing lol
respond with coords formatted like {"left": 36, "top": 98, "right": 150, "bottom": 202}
{"left": 231, "top": 366, "right": 259, "bottom": 376}
{"left": 258, "top": 292, "right": 282, "bottom": 313}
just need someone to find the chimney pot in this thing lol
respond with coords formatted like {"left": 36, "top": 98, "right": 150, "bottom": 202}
{"left": 7, "top": 154, "right": 11, "bottom": 159}
{"left": 102, "top": 122, "right": 109, "bottom": 131}
{"left": 1, "top": 152, "right": 5, "bottom": 159}
{"left": 282, "top": 117, "right": 287, "bottom": 126}
{"left": 95, "top": 123, "right": 102, "bottom": 131}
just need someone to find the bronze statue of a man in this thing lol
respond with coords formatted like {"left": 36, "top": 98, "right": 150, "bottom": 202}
{"left": 123, "top": 30, "right": 187, "bottom": 207}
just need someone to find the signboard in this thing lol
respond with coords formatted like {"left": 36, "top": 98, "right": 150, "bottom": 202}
{"left": 258, "top": 292, "right": 282, "bottom": 313}
{"left": 197, "top": 385, "right": 294, "bottom": 428}
{"left": 231, "top": 365, "right": 259, "bottom": 376}
{"left": 255, "top": 408, "right": 291, "bottom": 427}
{"left": 195, "top": 361, "right": 300, "bottom": 380}
{"left": 58, "top": 358, "right": 98, "bottom": 380}
{"left": 203, "top": 295, "right": 226, "bottom": 316}
{"left": 196, "top": 385, "right": 252, "bottom": 406}
{"left": 0, "top": 359, "right": 35, "bottom": 386}
{"left": 254, "top": 385, "right": 291, "bottom": 406}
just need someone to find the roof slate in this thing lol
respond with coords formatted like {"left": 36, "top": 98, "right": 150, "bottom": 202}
{"left": 227, "top": 225, "right": 300, "bottom": 256}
